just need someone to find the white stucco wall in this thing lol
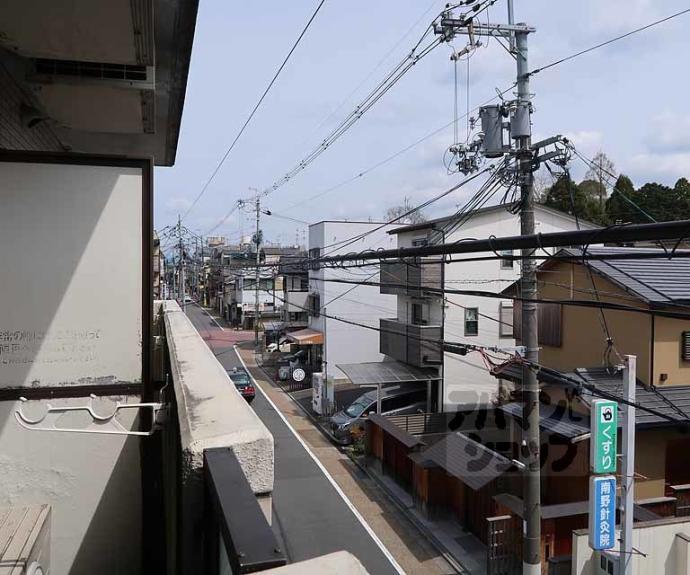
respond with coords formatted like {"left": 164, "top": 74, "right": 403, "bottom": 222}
{"left": 572, "top": 517, "right": 690, "bottom": 575}
{"left": 0, "top": 397, "right": 142, "bottom": 574}
{"left": 308, "top": 221, "right": 397, "bottom": 380}
{"left": 395, "top": 206, "right": 597, "bottom": 409}
{"left": 0, "top": 161, "right": 143, "bottom": 388}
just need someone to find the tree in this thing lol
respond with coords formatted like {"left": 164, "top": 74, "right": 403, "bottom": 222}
{"left": 384, "top": 196, "right": 427, "bottom": 224}
{"left": 543, "top": 174, "right": 607, "bottom": 224}
{"left": 637, "top": 182, "right": 675, "bottom": 222}
{"left": 584, "top": 151, "right": 617, "bottom": 208}
{"left": 605, "top": 175, "right": 640, "bottom": 224}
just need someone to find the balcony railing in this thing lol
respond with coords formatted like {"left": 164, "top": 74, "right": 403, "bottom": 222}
{"left": 380, "top": 258, "right": 442, "bottom": 297}
{"left": 380, "top": 318, "right": 442, "bottom": 367}
{"left": 204, "top": 448, "right": 286, "bottom": 573}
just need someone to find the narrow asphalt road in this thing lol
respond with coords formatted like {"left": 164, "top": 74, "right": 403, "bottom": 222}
{"left": 184, "top": 304, "right": 402, "bottom": 575}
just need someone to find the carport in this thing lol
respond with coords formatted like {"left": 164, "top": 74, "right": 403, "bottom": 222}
{"left": 336, "top": 360, "right": 441, "bottom": 413}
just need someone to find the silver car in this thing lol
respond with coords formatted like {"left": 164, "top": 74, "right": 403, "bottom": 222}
{"left": 330, "top": 385, "right": 427, "bottom": 445}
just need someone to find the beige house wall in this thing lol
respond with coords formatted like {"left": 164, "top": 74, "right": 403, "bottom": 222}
{"left": 536, "top": 263, "right": 653, "bottom": 383}
{"left": 653, "top": 314, "right": 690, "bottom": 387}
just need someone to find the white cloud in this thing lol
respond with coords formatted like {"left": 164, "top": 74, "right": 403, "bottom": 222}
{"left": 563, "top": 130, "right": 603, "bottom": 156}
{"left": 625, "top": 152, "right": 690, "bottom": 184}
{"left": 164, "top": 196, "right": 193, "bottom": 213}
{"left": 648, "top": 112, "right": 690, "bottom": 153}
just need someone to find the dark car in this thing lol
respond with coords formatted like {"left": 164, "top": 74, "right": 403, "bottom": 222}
{"left": 227, "top": 367, "right": 255, "bottom": 403}
{"left": 330, "top": 385, "right": 427, "bottom": 445}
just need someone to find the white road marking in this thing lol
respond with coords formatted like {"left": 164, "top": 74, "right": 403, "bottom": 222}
{"left": 234, "top": 345, "right": 407, "bottom": 575}
{"left": 193, "top": 302, "right": 225, "bottom": 331}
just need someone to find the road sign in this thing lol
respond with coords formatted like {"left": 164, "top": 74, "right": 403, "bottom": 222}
{"left": 589, "top": 475, "right": 616, "bottom": 550}
{"left": 591, "top": 399, "right": 618, "bottom": 474}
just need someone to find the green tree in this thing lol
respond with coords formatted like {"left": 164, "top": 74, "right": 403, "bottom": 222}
{"left": 606, "top": 175, "right": 641, "bottom": 224}
{"left": 637, "top": 182, "right": 675, "bottom": 221}
{"left": 543, "top": 174, "right": 607, "bottom": 224}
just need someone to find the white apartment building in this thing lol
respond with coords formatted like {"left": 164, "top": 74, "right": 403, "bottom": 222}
{"left": 387, "top": 204, "right": 597, "bottom": 410}
{"left": 307, "top": 221, "right": 397, "bottom": 380}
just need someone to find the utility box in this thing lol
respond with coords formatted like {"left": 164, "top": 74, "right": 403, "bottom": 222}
{"left": 510, "top": 102, "right": 531, "bottom": 139}
{"left": 479, "top": 105, "right": 505, "bottom": 157}
{"left": 312, "top": 372, "right": 334, "bottom": 415}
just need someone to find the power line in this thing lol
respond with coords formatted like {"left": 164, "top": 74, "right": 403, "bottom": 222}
{"left": 181, "top": 0, "right": 328, "bottom": 221}
{"left": 528, "top": 7, "right": 690, "bottom": 78}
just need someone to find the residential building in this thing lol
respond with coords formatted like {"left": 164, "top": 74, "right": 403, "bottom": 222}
{"left": 509, "top": 246, "right": 690, "bottom": 387}
{"left": 153, "top": 231, "right": 164, "bottom": 299}
{"left": 304, "top": 221, "right": 397, "bottom": 380}
{"left": 384, "top": 203, "right": 597, "bottom": 410}
{"left": 278, "top": 254, "right": 310, "bottom": 332}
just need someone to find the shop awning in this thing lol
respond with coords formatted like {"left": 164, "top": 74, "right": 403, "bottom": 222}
{"left": 336, "top": 361, "right": 441, "bottom": 385}
{"left": 286, "top": 328, "right": 323, "bottom": 345}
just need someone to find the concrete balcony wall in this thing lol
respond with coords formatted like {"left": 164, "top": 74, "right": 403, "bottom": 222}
{"left": 285, "top": 290, "right": 309, "bottom": 312}
{"left": 0, "top": 396, "right": 142, "bottom": 574}
{"left": 157, "top": 301, "right": 274, "bottom": 574}
{"left": 380, "top": 258, "right": 443, "bottom": 297}
{"left": 380, "top": 318, "right": 443, "bottom": 367}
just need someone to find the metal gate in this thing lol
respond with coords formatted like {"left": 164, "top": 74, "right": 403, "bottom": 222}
{"left": 487, "top": 515, "right": 522, "bottom": 575}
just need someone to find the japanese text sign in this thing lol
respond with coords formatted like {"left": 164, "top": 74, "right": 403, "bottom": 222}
{"left": 591, "top": 399, "right": 618, "bottom": 474}
{"left": 589, "top": 475, "right": 616, "bottom": 550}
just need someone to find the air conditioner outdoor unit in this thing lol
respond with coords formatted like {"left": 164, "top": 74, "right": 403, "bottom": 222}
{"left": 0, "top": 504, "right": 51, "bottom": 574}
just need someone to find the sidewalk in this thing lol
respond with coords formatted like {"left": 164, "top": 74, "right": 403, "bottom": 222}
{"left": 238, "top": 345, "right": 460, "bottom": 575}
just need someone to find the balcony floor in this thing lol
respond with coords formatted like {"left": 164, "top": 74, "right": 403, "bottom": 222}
{"left": 184, "top": 305, "right": 403, "bottom": 574}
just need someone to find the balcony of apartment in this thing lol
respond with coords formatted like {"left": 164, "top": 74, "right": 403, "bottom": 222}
{"left": 380, "top": 258, "right": 442, "bottom": 297}
{"left": 284, "top": 289, "right": 309, "bottom": 312}
{"left": 380, "top": 318, "right": 442, "bottom": 367}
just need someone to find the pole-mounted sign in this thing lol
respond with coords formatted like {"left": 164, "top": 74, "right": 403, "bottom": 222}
{"left": 589, "top": 475, "right": 617, "bottom": 550}
{"left": 591, "top": 399, "right": 618, "bottom": 474}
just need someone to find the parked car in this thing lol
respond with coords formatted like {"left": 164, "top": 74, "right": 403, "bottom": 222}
{"left": 183, "top": 295, "right": 193, "bottom": 303}
{"left": 330, "top": 385, "right": 427, "bottom": 445}
{"left": 227, "top": 366, "right": 255, "bottom": 403}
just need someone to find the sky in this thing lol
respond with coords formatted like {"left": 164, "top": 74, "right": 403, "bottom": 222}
{"left": 155, "top": 0, "right": 690, "bottom": 249}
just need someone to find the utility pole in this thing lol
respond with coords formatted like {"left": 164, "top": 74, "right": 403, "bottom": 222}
{"left": 434, "top": 7, "right": 541, "bottom": 572}
{"left": 177, "top": 215, "right": 184, "bottom": 313}
{"left": 621, "top": 355, "right": 636, "bottom": 575}
{"left": 515, "top": 29, "right": 541, "bottom": 575}
{"left": 251, "top": 190, "right": 262, "bottom": 349}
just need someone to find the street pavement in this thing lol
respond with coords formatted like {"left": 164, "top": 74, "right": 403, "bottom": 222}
{"left": 184, "top": 304, "right": 404, "bottom": 574}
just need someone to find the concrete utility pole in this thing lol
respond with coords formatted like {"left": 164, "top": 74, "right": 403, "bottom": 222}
{"left": 621, "top": 355, "right": 636, "bottom": 575}
{"left": 177, "top": 214, "right": 186, "bottom": 314}
{"left": 251, "top": 190, "right": 262, "bottom": 349}
{"left": 434, "top": 7, "right": 540, "bottom": 572}
{"left": 514, "top": 28, "right": 541, "bottom": 575}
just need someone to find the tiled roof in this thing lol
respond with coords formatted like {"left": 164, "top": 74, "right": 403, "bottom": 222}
{"left": 494, "top": 364, "right": 690, "bottom": 430}
{"left": 422, "top": 432, "right": 516, "bottom": 490}
{"left": 498, "top": 402, "right": 590, "bottom": 441}
{"left": 560, "top": 247, "right": 690, "bottom": 305}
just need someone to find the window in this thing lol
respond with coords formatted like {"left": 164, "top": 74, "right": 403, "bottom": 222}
{"left": 412, "top": 237, "right": 428, "bottom": 247}
{"left": 499, "top": 302, "right": 514, "bottom": 337}
{"left": 464, "top": 307, "right": 479, "bottom": 336}
{"left": 512, "top": 302, "right": 562, "bottom": 346}
{"left": 500, "top": 249, "right": 514, "bottom": 269}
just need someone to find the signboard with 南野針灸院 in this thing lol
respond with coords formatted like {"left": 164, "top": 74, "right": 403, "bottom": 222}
{"left": 591, "top": 399, "right": 618, "bottom": 474}
{"left": 589, "top": 475, "right": 616, "bottom": 550}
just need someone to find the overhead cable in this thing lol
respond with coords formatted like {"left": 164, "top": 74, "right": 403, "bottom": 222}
{"left": 181, "top": 0, "right": 328, "bottom": 221}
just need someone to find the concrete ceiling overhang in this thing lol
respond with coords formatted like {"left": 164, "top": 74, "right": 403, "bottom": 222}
{"left": 0, "top": 0, "right": 198, "bottom": 166}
